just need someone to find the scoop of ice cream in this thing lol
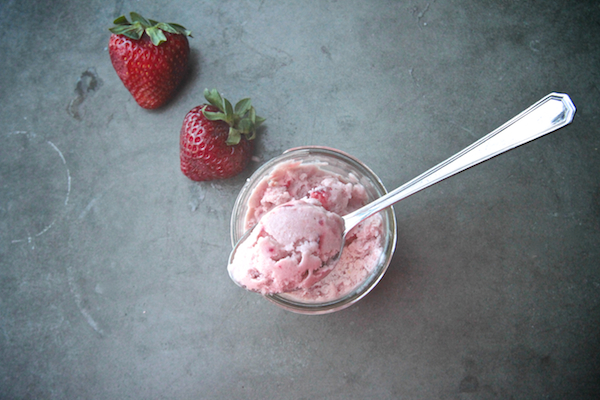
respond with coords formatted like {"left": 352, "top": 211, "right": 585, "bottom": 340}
{"left": 228, "top": 199, "right": 345, "bottom": 295}
{"left": 237, "top": 160, "right": 385, "bottom": 302}
{"left": 281, "top": 214, "right": 383, "bottom": 302}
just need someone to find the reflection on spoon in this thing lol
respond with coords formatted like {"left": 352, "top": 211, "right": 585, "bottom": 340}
{"left": 229, "top": 92, "right": 576, "bottom": 295}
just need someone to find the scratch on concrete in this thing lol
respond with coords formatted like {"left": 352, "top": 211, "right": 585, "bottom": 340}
{"left": 10, "top": 137, "right": 71, "bottom": 249}
{"left": 47, "top": 140, "right": 71, "bottom": 206}
{"left": 67, "top": 265, "right": 105, "bottom": 336}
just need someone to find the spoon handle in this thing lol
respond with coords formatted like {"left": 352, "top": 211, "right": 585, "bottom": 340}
{"left": 342, "top": 92, "right": 576, "bottom": 234}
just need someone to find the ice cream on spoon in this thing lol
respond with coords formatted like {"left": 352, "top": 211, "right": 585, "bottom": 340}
{"left": 227, "top": 199, "right": 344, "bottom": 295}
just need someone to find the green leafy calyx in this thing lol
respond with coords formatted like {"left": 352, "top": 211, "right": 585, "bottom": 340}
{"left": 109, "top": 12, "right": 192, "bottom": 46}
{"left": 202, "top": 89, "right": 266, "bottom": 146}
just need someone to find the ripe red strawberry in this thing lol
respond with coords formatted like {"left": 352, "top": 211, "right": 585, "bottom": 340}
{"left": 108, "top": 12, "right": 191, "bottom": 109}
{"left": 180, "top": 89, "right": 265, "bottom": 181}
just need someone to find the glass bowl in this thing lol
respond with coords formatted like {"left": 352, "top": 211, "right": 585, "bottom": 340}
{"left": 230, "top": 146, "right": 397, "bottom": 314}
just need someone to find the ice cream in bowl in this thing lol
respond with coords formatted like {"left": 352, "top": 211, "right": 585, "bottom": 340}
{"left": 228, "top": 93, "right": 576, "bottom": 314}
{"left": 229, "top": 146, "right": 397, "bottom": 314}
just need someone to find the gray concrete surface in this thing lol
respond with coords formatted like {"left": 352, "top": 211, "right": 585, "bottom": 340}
{"left": 1, "top": 0, "right": 599, "bottom": 399}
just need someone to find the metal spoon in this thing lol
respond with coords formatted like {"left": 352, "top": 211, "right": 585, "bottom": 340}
{"left": 229, "top": 92, "right": 576, "bottom": 293}
{"left": 340, "top": 92, "right": 576, "bottom": 238}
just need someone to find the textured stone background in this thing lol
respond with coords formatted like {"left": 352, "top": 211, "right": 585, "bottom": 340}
{"left": 1, "top": 0, "right": 599, "bottom": 398}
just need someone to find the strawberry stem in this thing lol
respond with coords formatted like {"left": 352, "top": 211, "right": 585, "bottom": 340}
{"left": 201, "top": 89, "right": 265, "bottom": 146}
{"left": 109, "top": 12, "right": 192, "bottom": 46}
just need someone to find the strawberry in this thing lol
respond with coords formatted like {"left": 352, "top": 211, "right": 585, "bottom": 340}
{"left": 180, "top": 89, "right": 265, "bottom": 181}
{"left": 309, "top": 188, "right": 331, "bottom": 209}
{"left": 108, "top": 12, "right": 191, "bottom": 109}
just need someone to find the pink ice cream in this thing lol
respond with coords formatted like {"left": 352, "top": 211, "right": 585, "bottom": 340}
{"left": 236, "top": 160, "right": 384, "bottom": 302}
{"left": 228, "top": 199, "right": 344, "bottom": 295}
